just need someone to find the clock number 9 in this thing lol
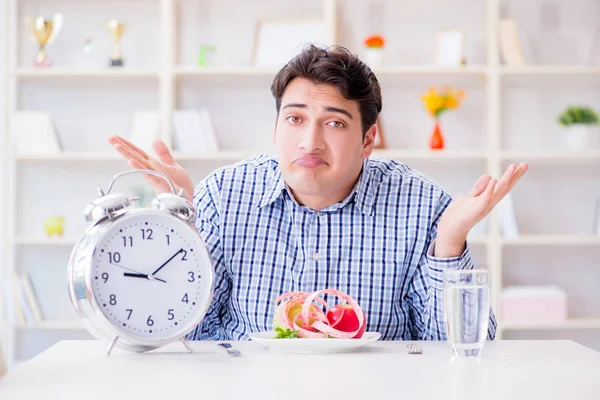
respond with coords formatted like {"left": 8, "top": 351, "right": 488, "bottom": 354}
{"left": 102, "top": 272, "right": 109, "bottom": 283}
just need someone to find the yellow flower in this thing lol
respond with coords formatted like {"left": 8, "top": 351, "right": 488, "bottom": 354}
{"left": 421, "top": 85, "right": 465, "bottom": 118}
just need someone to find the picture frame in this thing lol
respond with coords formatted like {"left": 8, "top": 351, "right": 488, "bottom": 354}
{"left": 435, "top": 29, "right": 465, "bottom": 67}
{"left": 498, "top": 192, "right": 520, "bottom": 238}
{"left": 498, "top": 19, "right": 527, "bottom": 66}
{"left": 172, "top": 108, "right": 219, "bottom": 153}
{"left": 129, "top": 111, "right": 162, "bottom": 154}
{"left": 10, "top": 111, "right": 62, "bottom": 156}
{"left": 593, "top": 198, "right": 600, "bottom": 236}
{"left": 588, "top": 26, "right": 600, "bottom": 66}
{"left": 251, "top": 17, "right": 328, "bottom": 67}
{"left": 0, "top": 342, "right": 5, "bottom": 378}
{"left": 374, "top": 118, "right": 386, "bottom": 149}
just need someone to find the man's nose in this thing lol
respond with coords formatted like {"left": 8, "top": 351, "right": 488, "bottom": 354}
{"left": 299, "top": 123, "right": 326, "bottom": 152}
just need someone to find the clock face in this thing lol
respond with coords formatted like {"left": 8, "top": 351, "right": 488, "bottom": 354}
{"left": 90, "top": 211, "right": 212, "bottom": 341}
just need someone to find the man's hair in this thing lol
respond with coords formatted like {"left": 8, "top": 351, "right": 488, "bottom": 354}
{"left": 271, "top": 44, "right": 382, "bottom": 138}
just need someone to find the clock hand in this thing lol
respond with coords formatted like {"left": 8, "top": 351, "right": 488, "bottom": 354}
{"left": 149, "top": 248, "right": 184, "bottom": 278}
{"left": 123, "top": 272, "right": 148, "bottom": 278}
{"left": 123, "top": 272, "right": 167, "bottom": 283}
{"left": 110, "top": 262, "right": 147, "bottom": 275}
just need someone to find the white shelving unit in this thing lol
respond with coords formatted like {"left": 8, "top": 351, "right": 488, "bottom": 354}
{"left": 2, "top": 0, "right": 600, "bottom": 368}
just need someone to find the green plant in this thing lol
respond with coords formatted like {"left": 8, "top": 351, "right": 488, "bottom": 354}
{"left": 273, "top": 327, "right": 299, "bottom": 339}
{"left": 558, "top": 106, "right": 599, "bottom": 127}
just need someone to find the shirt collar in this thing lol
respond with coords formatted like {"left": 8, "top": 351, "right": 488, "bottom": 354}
{"left": 257, "top": 166, "right": 285, "bottom": 208}
{"left": 257, "top": 158, "right": 375, "bottom": 216}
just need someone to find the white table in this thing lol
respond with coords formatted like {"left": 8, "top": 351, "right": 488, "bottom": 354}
{"left": 0, "top": 339, "right": 599, "bottom": 399}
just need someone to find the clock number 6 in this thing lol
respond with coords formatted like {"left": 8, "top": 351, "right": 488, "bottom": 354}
{"left": 147, "top": 315, "right": 154, "bottom": 326}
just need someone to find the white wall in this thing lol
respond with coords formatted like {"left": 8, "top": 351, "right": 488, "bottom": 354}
{"left": 2, "top": 0, "right": 600, "bottom": 363}
{"left": 0, "top": 0, "right": 7, "bottom": 350}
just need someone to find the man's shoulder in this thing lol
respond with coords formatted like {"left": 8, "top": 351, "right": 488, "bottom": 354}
{"left": 193, "top": 154, "right": 279, "bottom": 197}
{"left": 367, "top": 157, "right": 443, "bottom": 191}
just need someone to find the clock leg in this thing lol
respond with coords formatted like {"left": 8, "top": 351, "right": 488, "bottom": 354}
{"left": 180, "top": 337, "right": 193, "bottom": 353}
{"left": 106, "top": 336, "right": 119, "bottom": 355}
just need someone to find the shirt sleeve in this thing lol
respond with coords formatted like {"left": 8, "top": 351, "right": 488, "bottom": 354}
{"left": 186, "top": 171, "right": 232, "bottom": 341}
{"left": 404, "top": 190, "right": 497, "bottom": 341}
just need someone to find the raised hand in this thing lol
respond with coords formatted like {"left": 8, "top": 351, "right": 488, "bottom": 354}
{"left": 106, "top": 135, "right": 194, "bottom": 203}
{"left": 435, "top": 163, "right": 529, "bottom": 257}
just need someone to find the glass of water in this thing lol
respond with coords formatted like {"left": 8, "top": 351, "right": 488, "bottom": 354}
{"left": 443, "top": 269, "right": 490, "bottom": 357}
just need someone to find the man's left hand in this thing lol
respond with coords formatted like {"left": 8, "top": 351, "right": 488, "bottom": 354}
{"left": 434, "top": 163, "right": 529, "bottom": 257}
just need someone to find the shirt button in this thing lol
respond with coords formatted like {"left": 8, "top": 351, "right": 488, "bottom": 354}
{"left": 313, "top": 253, "right": 320, "bottom": 261}
{"left": 316, "top": 212, "right": 323, "bottom": 217}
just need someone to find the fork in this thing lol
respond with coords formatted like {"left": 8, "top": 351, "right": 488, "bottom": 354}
{"left": 407, "top": 342, "right": 423, "bottom": 355}
{"left": 218, "top": 342, "right": 242, "bottom": 357}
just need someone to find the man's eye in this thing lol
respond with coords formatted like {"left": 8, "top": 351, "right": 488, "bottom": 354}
{"left": 327, "top": 121, "right": 345, "bottom": 128}
{"left": 286, "top": 116, "right": 301, "bottom": 124}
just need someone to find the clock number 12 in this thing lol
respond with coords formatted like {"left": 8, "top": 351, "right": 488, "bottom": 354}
{"left": 141, "top": 228, "right": 153, "bottom": 240}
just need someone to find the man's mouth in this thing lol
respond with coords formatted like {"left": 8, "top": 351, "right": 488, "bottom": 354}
{"left": 295, "top": 155, "right": 327, "bottom": 167}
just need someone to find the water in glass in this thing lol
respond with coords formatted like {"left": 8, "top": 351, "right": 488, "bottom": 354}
{"left": 443, "top": 269, "right": 490, "bottom": 356}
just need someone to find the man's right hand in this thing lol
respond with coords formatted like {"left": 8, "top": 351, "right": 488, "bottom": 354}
{"left": 107, "top": 135, "right": 195, "bottom": 204}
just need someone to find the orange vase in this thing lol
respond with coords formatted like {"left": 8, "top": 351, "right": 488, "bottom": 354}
{"left": 429, "top": 120, "right": 445, "bottom": 150}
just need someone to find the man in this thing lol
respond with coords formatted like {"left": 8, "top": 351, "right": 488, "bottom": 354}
{"left": 108, "top": 44, "right": 528, "bottom": 341}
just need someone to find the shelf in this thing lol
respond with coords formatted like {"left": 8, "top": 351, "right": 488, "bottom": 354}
{"left": 174, "top": 151, "right": 271, "bottom": 161}
{"left": 14, "top": 151, "right": 270, "bottom": 163}
{"left": 175, "top": 65, "right": 488, "bottom": 77}
{"left": 501, "top": 150, "right": 600, "bottom": 164}
{"left": 467, "top": 236, "right": 488, "bottom": 245}
{"left": 371, "top": 65, "right": 488, "bottom": 76}
{"left": 15, "top": 149, "right": 487, "bottom": 163}
{"left": 15, "top": 152, "right": 124, "bottom": 162}
{"left": 175, "top": 66, "right": 279, "bottom": 77}
{"left": 372, "top": 149, "right": 486, "bottom": 161}
{"left": 500, "top": 318, "right": 600, "bottom": 331}
{"left": 15, "top": 237, "right": 78, "bottom": 246}
{"left": 11, "top": 68, "right": 159, "bottom": 79}
{"left": 16, "top": 321, "right": 84, "bottom": 331}
{"left": 501, "top": 235, "right": 600, "bottom": 246}
{"left": 500, "top": 66, "right": 600, "bottom": 76}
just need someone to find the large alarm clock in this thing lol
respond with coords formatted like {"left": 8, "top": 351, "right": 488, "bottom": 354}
{"left": 68, "top": 169, "right": 214, "bottom": 354}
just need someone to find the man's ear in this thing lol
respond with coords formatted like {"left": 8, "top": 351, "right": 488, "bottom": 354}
{"left": 361, "top": 124, "right": 377, "bottom": 158}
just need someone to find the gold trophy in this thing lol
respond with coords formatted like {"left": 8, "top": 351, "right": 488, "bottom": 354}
{"left": 25, "top": 13, "right": 63, "bottom": 68}
{"left": 107, "top": 20, "right": 125, "bottom": 67}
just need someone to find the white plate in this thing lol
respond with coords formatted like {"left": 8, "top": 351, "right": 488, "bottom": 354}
{"left": 249, "top": 331, "right": 382, "bottom": 354}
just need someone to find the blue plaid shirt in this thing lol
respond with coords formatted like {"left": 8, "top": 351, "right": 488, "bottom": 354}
{"left": 187, "top": 155, "right": 497, "bottom": 341}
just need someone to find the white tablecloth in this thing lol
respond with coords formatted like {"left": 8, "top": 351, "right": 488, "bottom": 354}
{"left": 0, "top": 339, "right": 599, "bottom": 399}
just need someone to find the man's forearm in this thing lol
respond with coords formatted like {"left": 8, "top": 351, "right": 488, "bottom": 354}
{"left": 421, "top": 240, "right": 498, "bottom": 341}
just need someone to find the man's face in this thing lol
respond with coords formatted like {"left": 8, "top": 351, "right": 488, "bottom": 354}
{"left": 273, "top": 77, "right": 376, "bottom": 208}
